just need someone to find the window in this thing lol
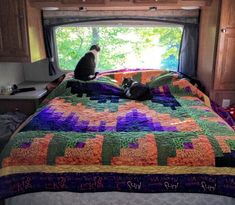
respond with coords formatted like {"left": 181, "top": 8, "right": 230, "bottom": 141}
{"left": 55, "top": 21, "right": 183, "bottom": 72}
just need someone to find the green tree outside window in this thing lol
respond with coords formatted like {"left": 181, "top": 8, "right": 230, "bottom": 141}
{"left": 55, "top": 26, "right": 183, "bottom": 71}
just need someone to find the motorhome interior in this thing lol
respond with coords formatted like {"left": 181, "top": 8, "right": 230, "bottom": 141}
{"left": 0, "top": 0, "right": 235, "bottom": 204}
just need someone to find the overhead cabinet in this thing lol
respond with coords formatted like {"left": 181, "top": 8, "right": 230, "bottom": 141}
{"left": 133, "top": 0, "right": 177, "bottom": 3}
{"left": 30, "top": 0, "right": 211, "bottom": 7}
{"left": 0, "top": 0, "right": 46, "bottom": 62}
{"left": 61, "top": 0, "right": 105, "bottom": 4}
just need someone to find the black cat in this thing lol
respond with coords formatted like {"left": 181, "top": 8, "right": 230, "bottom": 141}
{"left": 74, "top": 45, "right": 100, "bottom": 81}
{"left": 121, "top": 78, "right": 153, "bottom": 101}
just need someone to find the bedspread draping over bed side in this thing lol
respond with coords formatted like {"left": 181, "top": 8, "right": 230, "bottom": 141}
{"left": 0, "top": 69, "right": 234, "bottom": 199}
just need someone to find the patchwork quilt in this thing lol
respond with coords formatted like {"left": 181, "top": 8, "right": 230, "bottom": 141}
{"left": 0, "top": 69, "right": 235, "bottom": 199}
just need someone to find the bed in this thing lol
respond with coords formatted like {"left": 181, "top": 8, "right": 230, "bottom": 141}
{"left": 0, "top": 69, "right": 235, "bottom": 205}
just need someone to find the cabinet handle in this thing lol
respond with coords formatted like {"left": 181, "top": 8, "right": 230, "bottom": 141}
{"left": 221, "top": 28, "right": 227, "bottom": 33}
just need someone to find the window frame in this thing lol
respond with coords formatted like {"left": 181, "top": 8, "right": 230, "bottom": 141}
{"left": 53, "top": 19, "right": 184, "bottom": 72}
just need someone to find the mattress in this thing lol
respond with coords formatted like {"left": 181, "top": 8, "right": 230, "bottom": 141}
{"left": 5, "top": 192, "right": 235, "bottom": 205}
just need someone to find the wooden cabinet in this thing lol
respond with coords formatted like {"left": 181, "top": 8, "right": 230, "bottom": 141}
{"left": 61, "top": 0, "right": 104, "bottom": 4}
{"left": 214, "top": 0, "right": 235, "bottom": 91}
{"left": 30, "top": 0, "right": 59, "bottom": 2}
{"left": 30, "top": 0, "right": 211, "bottom": 7}
{"left": 214, "top": 29, "right": 235, "bottom": 90}
{"left": 109, "top": 0, "right": 131, "bottom": 3}
{"left": 197, "top": 0, "right": 235, "bottom": 106}
{"left": 133, "top": 0, "right": 177, "bottom": 3}
{"left": 0, "top": 0, "right": 46, "bottom": 62}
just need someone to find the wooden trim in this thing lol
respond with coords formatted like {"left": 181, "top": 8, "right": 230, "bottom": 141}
{"left": 29, "top": 0, "right": 211, "bottom": 10}
{"left": 43, "top": 9, "right": 199, "bottom": 18}
{"left": 0, "top": 27, "right": 3, "bottom": 51}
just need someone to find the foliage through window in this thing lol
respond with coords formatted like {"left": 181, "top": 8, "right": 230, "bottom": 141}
{"left": 55, "top": 23, "right": 183, "bottom": 71}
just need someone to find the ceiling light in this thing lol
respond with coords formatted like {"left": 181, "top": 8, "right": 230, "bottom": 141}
{"left": 181, "top": 6, "right": 200, "bottom": 10}
{"left": 42, "top": 7, "right": 59, "bottom": 11}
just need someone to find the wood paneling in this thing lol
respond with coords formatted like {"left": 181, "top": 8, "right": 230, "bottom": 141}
{"left": 0, "top": 0, "right": 29, "bottom": 60}
{"left": 211, "top": 91, "right": 235, "bottom": 107}
{"left": 133, "top": 0, "right": 177, "bottom": 3}
{"left": 62, "top": 0, "right": 105, "bottom": 4}
{"left": 26, "top": 0, "right": 46, "bottom": 62}
{"left": 30, "top": 0, "right": 59, "bottom": 1}
{"left": 220, "top": 0, "right": 235, "bottom": 28}
{"left": 110, "top": 0, "right": 131, "bottom": 2}
{"left": 0, "top": 28, "right": 3, "bottom": 52}
{"left": 214, "top": 28, "right": 235, "bottom": 90}
{"left": 29, "top": 0, "right": 212, "bottom": 9}
{"left": 197, "top": 0, "right": 220, "bottom": 95}
{"left": 198, "top": 0, "right": 235, "bottom": 105}
{"left": 0, "top": 0, "right": 46, "bottom": 62}
{"left": 214, "top": 0, "right": 235, "bottom": 91}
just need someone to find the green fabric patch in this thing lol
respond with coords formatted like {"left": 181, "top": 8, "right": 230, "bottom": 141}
{"left": 227, "top": 140, "right": 235, "bottom": 151}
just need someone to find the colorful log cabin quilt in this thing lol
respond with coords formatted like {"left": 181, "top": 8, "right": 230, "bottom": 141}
{"left": 0, "top": 69, "right": 235, "bottom": 199}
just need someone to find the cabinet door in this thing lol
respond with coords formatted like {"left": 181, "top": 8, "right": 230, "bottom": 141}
{"left": 179, "top": 0, "right": 211, "bottom": 6}
{"left": 30, "top": 0, "right": 59, "bottom": 2}
{"left": 0, "top": 0, "right": 29, "bottom": 60}
{"left": 62, "top": 0, "right": 104, "bottom": 4}
{"left": 134, "top": 0, "right": 177, "bottom": 3}
{"left": 214, "top": 0, "right": 235, "bottom": 90}
{"left": 109, "top": 0, "right": 131, "bottom": 2}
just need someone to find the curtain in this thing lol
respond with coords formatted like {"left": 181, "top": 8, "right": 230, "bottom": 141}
{"left": 178, "top": 24, "right": 199, "bottom": 77}
{"left": 43, "top": 26, "right": 57, "bottom": 76}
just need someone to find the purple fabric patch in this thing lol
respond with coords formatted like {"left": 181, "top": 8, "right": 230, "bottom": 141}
{"left": 151, "top": 86, "right": 181, "bottom": 110}
{"left": 20, "top": 142, "right": 31, "bottom": 149}
{"left": 183, "top": 142, "right": 193, "bottom": 149}
{"left": 211, "top": 101, "right": 235, "bottom": 130}
{"left": 75, "top": 142, "right": 85, "bottom": 148}
{"left": 184, "top": 86, "right": 191, "bottom": 93}
{"left": 116, "top": 109, "right": 178, "bottom": 132}
{"left": 128, "top": 142, "right": 139, "bottom": 149}
{"left": 0, "top": 172, "right": 235, "bottom": 200}
{"left": 163, "top": 127, "right": 177, "bottom": 132}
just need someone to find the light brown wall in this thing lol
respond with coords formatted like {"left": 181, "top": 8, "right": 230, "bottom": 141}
{"left": 197, "top": 0, "right": 220, "bottom": 95}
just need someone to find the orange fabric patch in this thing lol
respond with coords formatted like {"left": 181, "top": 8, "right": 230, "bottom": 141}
{"left": 3, "top": 134, "right": 53, "bottom": 167}
{"left": 56, "top": 135, "right": 104, "bottom": 165}
{"left": 111, "top": 134, "right": 157, "bottom": 166}
{"left": 168, "top": 135, "right": 215, "bottom": 166}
